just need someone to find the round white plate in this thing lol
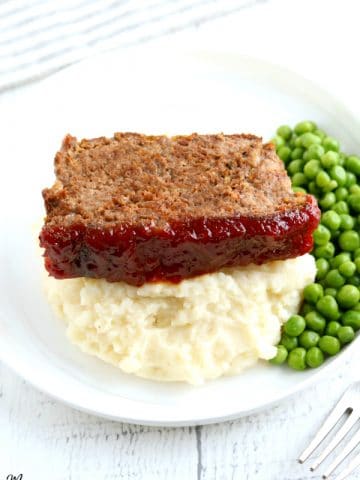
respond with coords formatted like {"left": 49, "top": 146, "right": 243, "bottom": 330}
{"left": 0, "top": 49, "right": 359, "bottom": 426}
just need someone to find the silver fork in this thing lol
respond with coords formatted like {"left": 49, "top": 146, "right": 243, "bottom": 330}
{"left": 298, "top": 381, "right": 360, "bottom": 479}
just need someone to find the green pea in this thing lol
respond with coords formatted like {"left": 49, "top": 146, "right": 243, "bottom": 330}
{"left": 332, "top": 200, "right": 349, "bottom": 215}
{"left": 272, "top": 135, "right": 285, "bottom": 148}
{"left": 350, "top": 185, "right": 360, "bottom": 195}
{"left": 304, "top": 144, "right": 325, "bottom": 160}
{"left": 318, "top": 336, "right": 341, "bottom": 355}
{"left": 300, "top": 302, "right": 314, "bottom": 316}
{"left": 313, "top": 242, "right": 335, "bottom": 259}
{"left": 316, "top": 259, "right": 330, "bottom": 280}
{"left": 277, "top": 146, "right": 292, "bottom": 163}
{"left": 303, "top": 151, "right": 312, "bottom": 161}
{"left": 294, "top": 137, "right": 303, "bottom": 148}
{"left": 341, "top": 310, "right": 360, "bottom": 330}
{"left": 338, "top": 261, "right": 356, "bottom": 277}
{"left": 284, "top": 315, "right": 306, "bottom": 337}
{"left": 339, "top": 155, "right": 347, "bottom": 167}
{"left": 288, "top": 159, "right": 304, "bottom": 175}
{"left": 335, "top": 187, "right": 348, "bottom": 201}
{"left": 337, "top": 326, "right": 355, "bottom": 344}
{"left": 323, "top": 180, "right": 338, "bottom": 193}
{"left": 287, "top": 348, "right": 307, "bottom": 370}
{"left": 346, "top": 172, "right": 357, "bottom": 188}
{"left": 280, "top": 334, "right": 298, "bottom": 351}
{"left": 331, "top": 229, "right": 341, "bottom": 239}
{"left": 325, "top": 321, "right": 341, "bottom": 336}
{"left": 269, "top": 345, "right": 288, "bottom": 365}
{"left": 354, "top": 248, "right": 360, "bottom": 259}
{"left": 295, "top": 135, "right": 305, "bottom": 148}
{"left": 331, "top": 253, "right": 351, "bottom": 268}
{"left": 321, "top": 151, "right": 339, "bottom": 168}
{"left": 299, "top": 330, "right": 320, "bottom": 348}
{"left": 353, "top": 303, "right": 360, "bottom": 312}
{"left": 324, "top": 288, "right": 338, "bottom": 297}
{"left": 336, "top": 285, "right": 360, "bottom": 309}
{"left": 355, "top": 257, "right": 360, "bottom": 273}
{"left": 345, "top": 155, "right": 360, "bottom": 175}
{"left": 291, "top": 147, "right": 305, "bottom": 160}
{"left": 313, "top": 225, "right": 331, "bottom": 246}
{"left": 339, "top": 230, "right": 360, "bottom": 251}
{"left": 300, "top": 132, "right": 322, "bottom": 148}
{"left": 277, "top": 125, "right": 292, "bottom": 140}
{"left": 289, "top": 134, "right": 297, "bottom": 149}
{"left": 308, "top": 181, "right": 321, "bottom": 196}
{"left": 306, "top": 347, "right": 324, "bottom": 368}
{"left": 348, "top": 275, "right": 360, "bottom": 287}
{"left": 305, "top": 311, "right": 326, "bottom": 332}
{"left": 323, "top": 136, "right": 340, "bottom": 152}
{"left": 332, "top": 201, "right": 349, "bottom": 215}
{"left": 348, "top": 194, "right": 360, "bottom": 213}
{"left": 294, "top": 121, "right": 316, "bottom": 135}
{"left": 316, "top": 295, "right": 340, "bottom": 321}
{"left": 325, "top": 269, "right": 345, "bottom": 288}
{"left": 319, "top": 192, "right": 336, "bottom": 210}
{"left": 321, "top": 210, "right": 341, "bottom": 230}
{"left": 339, "top": 214, "right": 355, "bottom": 231}
{"left": 304, "top": 160, "right": 321, "bottom": 179}
{"left": 293, "top": 187, "right": 306, "bottom": 194}
{"left": 316, "top": 170, "right": 331, "bottom": 188}
{"left": 329, "top": 165, "right": 347, "bottom": 186}
{"left": 314, "top": 129, "right": 326, "bottom": 140}
{"left": 292, "top": 172, "right": 307, "bottom": 186}
{"left": 303, "top": 283, "right": 324, "bottom": 304}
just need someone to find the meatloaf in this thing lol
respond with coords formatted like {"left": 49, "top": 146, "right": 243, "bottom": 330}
{"left": 39, "top": 132, "right": 320, "bottom": 286}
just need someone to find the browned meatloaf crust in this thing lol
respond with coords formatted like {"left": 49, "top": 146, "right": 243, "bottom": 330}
{"left": 40, "top": 132, "right": 320, "bottom": 285}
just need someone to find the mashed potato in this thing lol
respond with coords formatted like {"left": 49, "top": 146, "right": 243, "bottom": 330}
{"left": 44, "top": 255, "right": 316, "bottom": 384}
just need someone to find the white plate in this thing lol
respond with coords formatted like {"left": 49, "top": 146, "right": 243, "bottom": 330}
{"left": 0, "top": 49, "right": 359, "bottom": 426}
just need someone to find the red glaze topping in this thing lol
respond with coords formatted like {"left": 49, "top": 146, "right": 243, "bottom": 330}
{"left": 40, "top": 194, "right": 320, "bottom": 286}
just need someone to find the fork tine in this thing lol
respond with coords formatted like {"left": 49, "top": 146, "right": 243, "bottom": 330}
{"left": 310, "top": 409, "right": 359, "bottom": 471}
{"left": 322, "top": 427, "right": 360, "bottom": 479}
{"left": 298, "top": 393, "right": 349, "bottom": 463}
{"left": 332, "top": 453, "right": 360, "bottom": 480}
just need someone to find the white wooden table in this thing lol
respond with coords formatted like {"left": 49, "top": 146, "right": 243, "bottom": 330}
{"left": 1, "top": 1, "right": 360, "bottom": 478}
{"left": 1, "top": 356, "right": 359, "bottom": 479}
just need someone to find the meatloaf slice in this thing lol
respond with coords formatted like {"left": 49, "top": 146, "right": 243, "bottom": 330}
{"left": 40, "top": 132, "right": 320, "bottom": 286}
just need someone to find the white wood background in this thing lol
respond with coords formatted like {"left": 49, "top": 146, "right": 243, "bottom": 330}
{"left": 1, "top": 354, "right": 359, "bottom": 480}
{"left": 1, "top": 1, "right": 360, "bottom": 479}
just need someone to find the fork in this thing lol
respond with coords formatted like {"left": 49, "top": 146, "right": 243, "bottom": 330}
{"left": 298, "top": 381, "right": 360, "bottom": 479}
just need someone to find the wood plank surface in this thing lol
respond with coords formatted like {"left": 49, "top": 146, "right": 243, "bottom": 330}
{"left": 1, "top": 351, "right": 359, "bottom": 479}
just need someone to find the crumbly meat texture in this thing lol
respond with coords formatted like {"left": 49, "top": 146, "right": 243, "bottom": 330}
{"left": 43, "top": 133, "right": 306, "bottom": 229}
{"left": 40, "top": 132, "right": 320, "bottom": 286}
